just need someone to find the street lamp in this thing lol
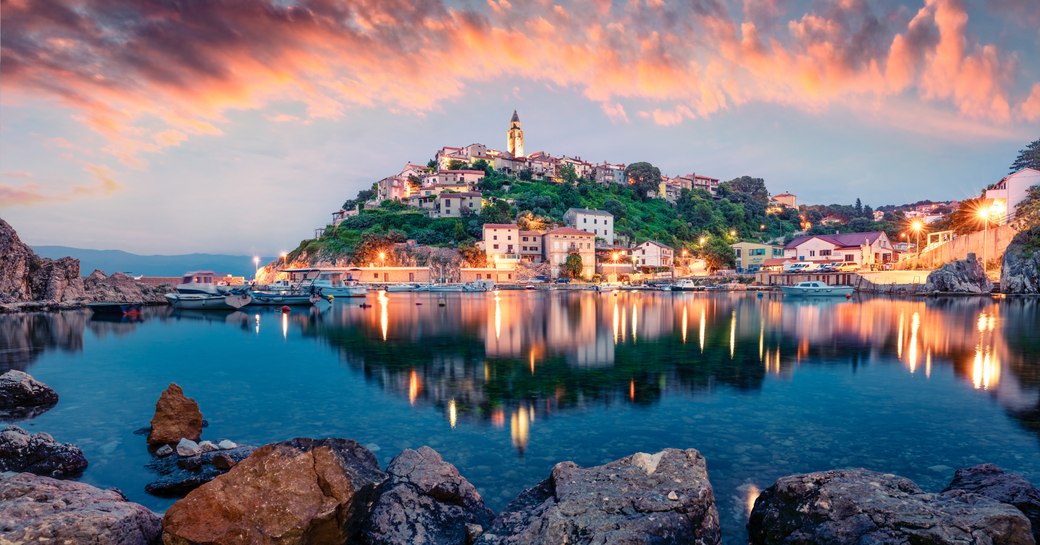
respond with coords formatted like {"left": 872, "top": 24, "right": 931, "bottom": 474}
{"left": 280, "top": 252, "right": 287, "bottom": 267}
{"left": 379, "top": 251, "right": 387, "bottom": 267}
{"left": 253, "top": 256, "right": 260, "bottom": 280}
{"left": 699, "top": 236, "right": 707, "bottom": 246}
{"left": 729, "top": 229, "right": 736, "bottom": 237}
{"left": 979, "top": 201, "right": 1005, "bottom": 272}
{"left": 911, "top": 220, "right": 923, "bottom": 261}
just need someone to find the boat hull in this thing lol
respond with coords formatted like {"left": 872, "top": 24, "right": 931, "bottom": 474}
{"left": 165, "top": 293, "right": 251, "bottom": 310}
{"left": 247, "top": 292, "right": 320, "bottom": 306}
{"left": 779, "top": 285, "right": 854, "bottom": 297}
{"left": 88, "top": 302, "right": 143, "bottom": 315}
{"left": 313, "top": 286, "right": 368, "bottom": 297}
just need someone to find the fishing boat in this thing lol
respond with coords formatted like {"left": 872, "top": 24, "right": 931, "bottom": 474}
{"left": 246, "top": 291, "right": 322, "bottom": 306}
{"left": 299, "top": 270, "right": 368, "bottom": 297}
{"left": 87, "top": 302, "right": 143, "bottom": 316}
{"left": 165, "top": 292, "right": 252, "bottom": 310}
{"left": 672, "top": 279, "right": 704, "bottom": 292}
{"left": 778, "top": 281, "right": 854, "bottom": 297}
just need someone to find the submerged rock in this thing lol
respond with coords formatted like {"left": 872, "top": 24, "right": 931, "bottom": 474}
{"left": 0, "top": 425, "right": 87, "bottom": 478}
{"left": 747, "top": 468, "right": 1033, "bottom": 545}
{"left": 1001, "top": 226, "right": 1040, "bottom": 294}
{"left": 148, "top": 383, "right": 203, "bottom": 446}
{"left": 145, "top": 445, "right": 255, "bottom": 497}
{"left": 362, "top": 446, "right": 494, "bottom": 545}
{"left": 162, "top": 437, "right": 385, "bottom": 545}
{"left": 0, "top": 369, "right": 58, "bottom": 419}
{"left": 924, "top": 253, "right": 993, "bottom": 294}
{"left": 944, "top": 464, "right": 1040, "bottom": 543}
{"left": 0, "top": 472, "right": 160, "bottom": 545}
{"left": 476, "top": 448, "right": 721, "bottom": 545}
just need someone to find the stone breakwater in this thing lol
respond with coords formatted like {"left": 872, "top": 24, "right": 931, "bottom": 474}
{"left": 0, "top": 218, "right": 170, "bottom": 313}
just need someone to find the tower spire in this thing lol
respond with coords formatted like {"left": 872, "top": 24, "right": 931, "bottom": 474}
{"left": 507, "top": 109, "right": 524, "bottom": 158}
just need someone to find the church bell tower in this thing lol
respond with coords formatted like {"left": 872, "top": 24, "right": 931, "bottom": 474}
{"left": 507, "top": 110, "right": 524, "bottom": 158}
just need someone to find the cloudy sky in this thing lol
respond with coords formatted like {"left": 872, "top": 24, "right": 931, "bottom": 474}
{"left": 1, "top": 0, "right": 1038, "bottom": 255}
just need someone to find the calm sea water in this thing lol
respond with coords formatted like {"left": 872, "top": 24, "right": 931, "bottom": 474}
{"left": 2, "top": 292, "right": 1038, "bottom": 543}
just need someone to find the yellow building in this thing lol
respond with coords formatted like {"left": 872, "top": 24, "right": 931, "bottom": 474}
{"left": 731, "top": 242, "right": 784, "bottom": 272}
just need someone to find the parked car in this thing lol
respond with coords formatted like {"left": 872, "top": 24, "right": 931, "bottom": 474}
{"left": 835, "top": 262, "right": 859, "bottom": 272}
{"left": 554, "top": 278, "right": 571, "bottom": 284}
{"left": 784, "top": 263, "right": 810, "bottom": 273}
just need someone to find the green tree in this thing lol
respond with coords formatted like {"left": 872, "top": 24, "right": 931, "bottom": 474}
{"left": 603, "top": 198, "right": 625, "bottom": 221}
{"left": 719, "top": 176, "right": 770, "bottom": 207}
{"left": 701, "top": 237, "right": 735, "bottom": 272}
{"left": 624, "top": 162, "right": 661, "bottom": 201}
{"left": 426, "top": 159, "right": 437, "bottom": 169}
{"left": 563, "top": 253, "right": 583, "bottom": 279}
{"left": 480, "top": 199, "right": 514, "bottom": 224}
{"left": 1010, "top": 139, "right": 1040, "bottom": 173}
{"left": 558, "top": 163, "right": 578, "bottom": 185}
{"left": 944, "top": 197, "right": 986, "bottom": 234}
{"left": 407, "top": 174, "right": 422, "bottom": 194}
{"left": 1013, "top": 185, "right": 1040, "bottom": 229}
{"left": 447, "top": 159, "right": 467, "bottom": 171}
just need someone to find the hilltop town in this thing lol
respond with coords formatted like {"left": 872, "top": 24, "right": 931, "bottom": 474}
{"left": 277, "top": 113, "right": 1038, "bottom": 285}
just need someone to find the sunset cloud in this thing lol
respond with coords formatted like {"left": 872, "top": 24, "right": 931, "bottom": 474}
{"left": 0, "top": 165, "right": 122, "bottom": 205}
{"left": 0, "top": 0, "right": 1036, "bottom": 172}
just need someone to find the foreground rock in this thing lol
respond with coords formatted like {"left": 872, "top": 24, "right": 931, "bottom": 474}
{"left": 924, "top": 253, "right": 993, "bottom": 294}
{"left": 0, "top": 472, "right": 160, "bottom": 545}
{"left": 148, "top": 383, "right": 203, "bottom": 446}
{"left": 476, "top": 448, "right": 721, "bottom": 545}
{"left": 145, "top": 445, "right": 256, "bottom": 497}
{"left": 0, "top": 425, "right": 87, "bottom": 477}
{"left": 944, "top": 464, "right": 1040, "bottom": 543}
{"left": 162, "top": 437, "right": 386, "bottom": 545}
{"left": 0, "top": 369, "right": 58, "bottom": 419}
{"left": 1001, "top": 226, "right": 1040, "bottom": 294}
{"left": 362, "top": 446, "right": 494, "bottom": 545}
{"left": 748, "top": 468, "right": 1033, "bottom": 545}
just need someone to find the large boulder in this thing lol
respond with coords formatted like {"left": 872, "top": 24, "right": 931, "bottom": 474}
{"left": 924, "top": 253, "right": 993, "bottom": 293}
{"left": 161, "top": 437, "right": 386, "bottom": 545}
{"left": 362, "top": 446, "right": 494, "bottom": 545}
{"left": 748, "top": 468, "right": 1034, "bottom": 545}
{"left": 476, "top": 448, "right": 721, "bottom": 545}
{"left": 0, "top": 472, "right": 161, "bottom": 545}
{"left": 944, "top": 464, "right": 1040, "bottom": 543}
{"left": 0, "top": 425, "right": 87, "bottom": 478}
{"left": 0, "top": 369, "right": 58, "bottom": 419}
{"left": 148, "top": 383, "right": 203, "bottom": 446}
{"left": 145, "top": 445, "right": 256, "bottom": 497}
{"left": 1001, "top": 226, "right": 1040, "bottom": 294}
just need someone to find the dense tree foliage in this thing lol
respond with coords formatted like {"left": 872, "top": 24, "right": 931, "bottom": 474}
{"left": 1014, "top": 185, "right": 1040, "bottom": 230}
{"left": 624, "top": 162, "right": 661, "bottom": 201}
{"left": 701, "top": 237, "right": 735, "bottom": 272}
{"left": 563, "top": 253, "right": 583, "bottom": 279}
{"left": 1010, "top": 139, "right": 1040, "bottom": 173}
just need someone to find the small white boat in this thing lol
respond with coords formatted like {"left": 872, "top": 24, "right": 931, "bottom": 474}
{"left": 779, "top": 281, "right": 854, "bottom": 297}
{"left": 165, "top": 292, "right": 251, "bottom": 310}
{"left": 174, "top": 271, "right": 231, "bottom": 295}
{"left": 300, "top": 271, "right": 368, "bottom": 297}
{"left": 246, "top": 291, "right": 322, "bottom": 306}
{"left": 462, "top": 280, "right": 495, "bottom": 292}
{"left": 591, "top": 284, "right": 617, "bottom": 292}
{"left": 385, "top": 284, "right": 420, "bottom": 293}
{"left": 672, "top": 279, "right": 704, "bottom": 292}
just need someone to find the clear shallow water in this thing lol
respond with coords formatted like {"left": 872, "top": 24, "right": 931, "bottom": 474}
{"left": 2, "top": 292, "right": 1038, "bottom": 543}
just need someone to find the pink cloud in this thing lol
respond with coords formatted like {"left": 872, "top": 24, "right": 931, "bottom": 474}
{"left": 1022, "top": 84, "right": 1040, "bottom": 122}
{"left": 0, "top": 0, "right": 1034, "bottom": 162}
{"left": 0, "top": 164, "right": 123, "bottom": 207}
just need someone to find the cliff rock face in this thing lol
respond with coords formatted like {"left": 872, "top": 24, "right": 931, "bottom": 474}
{"left": 476, "top": 448, "right": 721, "bottom": 545}
{"left": 1, "top": 218, "right": 84, "bottom": 303}
{"left": 923, "top": 253, "right": 993, "bottom": 294}
{"left": 1001, "top": 227, "right": 1040, "bottom": 294}
{"left": 0, "top": 472, "right": 161, "bottom": 545}
{"left": 748, "top": 468, "right": 1033, "bottom": 545}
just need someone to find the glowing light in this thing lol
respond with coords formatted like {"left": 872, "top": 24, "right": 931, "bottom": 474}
{"left": 758, "top": 321, "right": 764, "bottom": 361}
{"left": 897, "top": 312, "right": 904, "bottom": 359}
{"left": 729, "top": 310, "right": 736, "bottom": 359}
{"left": 629, "top": 378, "right": 635, "bottom": 401}
{"left": 495, "top": 296, "right": 501, "bottom": 340}
{"left": 448, "top": 399, "right": 457, "bottom": 429}
{"left": 530, "top": 349, "right": 536, "bottom": 375}
{"left": 908, "top": 312, "right": 920, "bottom": 372}
{"left": 971, "top": 347, "right": 1000, "bottom": 390}
{"left": 699, "top": 308, "right": 705, "bottom": 352}
{"left": 745, "top": 484, "right": 761, "bottom": 516}
{"left": 511, "top": 405, "right": 531, "bottom": 453}
{"left": 281, "top": 311, "right": 288, "bottom": 340}
{"left": 379, "top": 290, "right": 389, "bottom": 341}
{"left": 408, "top": 369, "right": 420, "bottom": 406}
{"left": 254, "top": 314, "right": 260, "bottom": 335}
{"left": 925, "top": 350, "right": 932, "bottom": 378}
{"left": 682, "top": 306, "right": 688, "bottom": 344}
{"left": 491, "top": 408, "right": 505, "bottom": 428}
{"left": 613, "top": 301, "right": 620, "bottom": 344}
{"left": 631, "top": 302, "right": 638, "bottom": 342}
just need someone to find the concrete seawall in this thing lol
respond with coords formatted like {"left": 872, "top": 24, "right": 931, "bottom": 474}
{"left": 899, "top": 224, "right": 1018, "bottom": 270}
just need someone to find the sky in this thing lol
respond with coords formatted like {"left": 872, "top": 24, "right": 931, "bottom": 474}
{"left": 1, "top": 0, "right": 1038, "bottom": 255}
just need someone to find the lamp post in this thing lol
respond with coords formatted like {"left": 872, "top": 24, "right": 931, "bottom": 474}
{"left": 979, "top": 207, "right": 990, "bottom": 270}
{"left": 253, "top": 256, "right": 260, "bottom": 280}
{"left": 280, "top": 252, "right": 287, "bottom": 267}
{"left": 911, "top": 220, "right": 923, "bottom": 262}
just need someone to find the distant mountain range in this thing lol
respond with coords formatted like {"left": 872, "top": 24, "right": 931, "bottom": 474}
{"left": 32, "top": 246, "right": 270, "bottom": 278}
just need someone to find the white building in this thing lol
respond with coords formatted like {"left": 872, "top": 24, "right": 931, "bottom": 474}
{"left": 563, "top": 208, "right": 614, "bottom": 246}
{"left": 985, "top": 168, "right": 1040, "bottom": 223}
{"left": 483, "top": 224, "right": 520, "bottom": 267}
{"left": 783, "top": 232, "right": 895, "bottom": 267}
{"left": 634, "top": 241, "right": 674, "bottom": 268}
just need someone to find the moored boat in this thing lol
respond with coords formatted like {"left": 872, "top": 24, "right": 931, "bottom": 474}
{"left": 298, "top": 270, "right": 369, "bottom": 297}
{"left": 385, "top": 284, "right": 420, "bottom": 293}
{"left": 165, "top": 292, "right": 251, "bottom": 310}
{"left": 672, "top": 279, "right": 704, "bottom": 292}
{"left": 87, "top": 302, "right": 143, "bottom": 316}
{"left": 779, "top": 281, "right": 854, "bottom": 297}
{"left": 246, "top": 291, "right": 322, "bottom": 306}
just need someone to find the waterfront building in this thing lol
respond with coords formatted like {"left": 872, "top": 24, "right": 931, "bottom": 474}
{"left": 634, "top": 241, "right": 674, "bottom": 269}
{"left": 519, "top": 230, "right": 544, "bottom": 262}
{"left": 483, "top": 223, "right": 520, "bottom": 266}
{"left": 543, "top": 228, "right": 596, "bottom": 278}
{"left": 731, "top": 241, "right": 785, "bottom": 272}
{"left": 563, "top": 208, "right": 614, "bottom": 246}
{"left": 985, "top": 168, "right": 1040, "bottom": 222}
{"left": 507, "top": 110, "right": 524, "bottom": 158}
{"left": 783, "top": 231, "right": 895, "bottom": 267}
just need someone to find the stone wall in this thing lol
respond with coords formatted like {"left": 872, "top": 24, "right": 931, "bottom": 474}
{"left": 898, "top": 224, "right": 1018, "bottom": 270}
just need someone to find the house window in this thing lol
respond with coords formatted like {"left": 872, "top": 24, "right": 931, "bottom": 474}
{"left": 820, "top": 249, "right": 832, "bottom": 256}
{"left": 409, "top": 273, "right": 415, "bottom": 281}
{"left": 493, "top": 244, "right": 499, "bottom": 249}
{"left": 493, "top": 235, "right": 498, "bottom": 240}
{"left": 736, "top": 249, "right": 742, "bottom": 257}
{"left": 374, "top": 273, "right": 379, "bottom": 279}
{"left": 845, "top": 254, "right": 855, "bottom": 261}
{"left": 809, "top": 250, "right": 816, "bottom": 257}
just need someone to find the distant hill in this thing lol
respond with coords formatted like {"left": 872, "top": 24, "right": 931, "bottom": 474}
{"left": 32, "top": 246, "right": 270, "bottom": 278}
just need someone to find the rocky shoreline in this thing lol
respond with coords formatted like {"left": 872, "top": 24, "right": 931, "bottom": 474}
{"left": 1, "top": 374, "right": 1038, "bottom": 545}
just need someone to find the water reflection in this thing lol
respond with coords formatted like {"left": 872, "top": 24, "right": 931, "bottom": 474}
{"left": 292, "top": 292, "right": 1039, "bottom": 453}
